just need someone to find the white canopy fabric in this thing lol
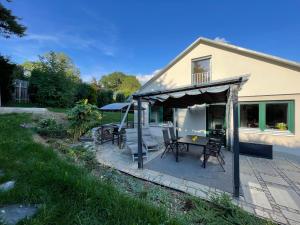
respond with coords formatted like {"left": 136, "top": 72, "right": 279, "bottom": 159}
{"left": 148, "top": 85, "right": 230, "bottom": 108}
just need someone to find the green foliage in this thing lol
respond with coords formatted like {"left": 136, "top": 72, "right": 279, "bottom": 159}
{"left": 0, "top": 55, "right": 15, "bottom": 105}
{"left": 67, "top": 99, "right": 102, "bottom": 140}
{"left": 184, "top": 194, "right": 272, "bottom": 225}
{"left": 36, "top": 118, "right": 67, "bottom": 138}
{"left": 0, "top": 2, "right": 26, "bottom": 38}
{"left": 115, "top": 92, "right": 126, "bottom": 102}
{"left": 99, "top": 72, "right": 141, "bottom": 97}
{"left": 0, "top": 114, "right": 179, "bottom": 225}
{"left": 75, "top": 82, "right": 97, "bottom": 104}
{"left": 97, "top": 89, "right": 114, "bottom": 107}
{"left": 28, "top": 52, "right": 80, "bottom": 107}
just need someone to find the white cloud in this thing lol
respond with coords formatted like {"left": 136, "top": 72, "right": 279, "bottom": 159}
{"left": 214, "top": 36, "right": 229, "bottom": 43}
{"left": 24, "top": 34, "right": 59, "bottom": 42}
{"left": 137, "top": 69, "right": 161, "bottom": 85}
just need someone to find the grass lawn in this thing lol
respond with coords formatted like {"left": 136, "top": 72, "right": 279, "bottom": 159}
{"left": 0, "top": 114, "right": 178, "bottom": 225}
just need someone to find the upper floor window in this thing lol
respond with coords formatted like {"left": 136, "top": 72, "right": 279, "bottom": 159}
{"left": 192, "top": 57, "right": 211, "bottom": 84}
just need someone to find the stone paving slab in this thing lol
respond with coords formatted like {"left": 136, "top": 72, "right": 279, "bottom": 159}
{"left": 283, "top": 171, "right": 300, "bottom": 184}
{"left": 0, "top": 204, "right": 38, "bottom": 225}
{"left": 242, "top": 186, "right": 272, "bottom": 210}
{"left": 0, "top": 181, "right": 15, "bottom": 192}
{"left": 267, "top": 184, "right": 300, "bottom": 211}
{"left": 240, "top": 173, "right": 262, "bottom": 189}
{"left": 96, "top": 142, "right": 300, "bottom": 224}
{"left": 260, "top": 174, "right": 289, "bottom": 186}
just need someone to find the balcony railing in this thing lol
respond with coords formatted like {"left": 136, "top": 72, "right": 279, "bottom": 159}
{"left": 191, "top": 71, "right": 211, "bottom": 85}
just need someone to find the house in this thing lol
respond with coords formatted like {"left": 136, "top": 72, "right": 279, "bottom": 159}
{"left": 136, "top": 37, "right": 300, "bottom": 148}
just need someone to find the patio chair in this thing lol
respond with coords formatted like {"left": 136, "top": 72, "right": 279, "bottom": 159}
{"left": 125, "top": 129, "right": 147, "bottom": 162}
{"left": 142, "top": 128, "right": 160, "bottom": 151}
{"left": 168, "top": 126, "right": 186, "bottom": 151}
{"left": 205, "top": 138, "right": 225, "bottom": 172}
{"left": 161, "top": 129, "right": 175, "bottom": 158}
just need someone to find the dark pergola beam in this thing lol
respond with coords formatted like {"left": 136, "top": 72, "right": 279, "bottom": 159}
{"left": 133, "top": 77, "right": 243, "bottom": 99}
{"left": 137, "top": 97, "right": 143, "bottom": 169}
{"left": 232, "top": 85, "right": 240, "bottom": 197}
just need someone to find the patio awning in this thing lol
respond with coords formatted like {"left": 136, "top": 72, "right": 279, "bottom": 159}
{"left": 99, "top": 102, "right": 145, "bottom": 112}
{"left": 148, "top": 85, "right": 229, "bottom": 108}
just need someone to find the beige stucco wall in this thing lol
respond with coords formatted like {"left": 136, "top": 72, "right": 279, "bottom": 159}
{"left": 139, "top": 42, "right": 300, "bottom": 146}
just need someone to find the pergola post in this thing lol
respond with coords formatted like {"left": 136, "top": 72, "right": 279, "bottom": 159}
{"left": 137, "top": 97, "right": 143, "bottom": 169}
{"left": 232, "top": 85, "right": 240, "bottom": 197}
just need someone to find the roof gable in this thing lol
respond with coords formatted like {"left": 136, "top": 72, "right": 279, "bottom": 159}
{"left": 139, "top": 37, "right": 300, "bottom": 92}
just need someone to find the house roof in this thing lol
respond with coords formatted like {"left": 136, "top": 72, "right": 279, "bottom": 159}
{"left": 139, "top": 37, "right": 300, "bottom": 92}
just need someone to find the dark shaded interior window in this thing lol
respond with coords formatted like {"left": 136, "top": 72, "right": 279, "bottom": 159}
{"left": 207, "top": 105, "right": 226, "bottom": 130}
{"left": 149, "top": 106, "right": 160, "bottom": 123}
{"left": 163, "top": 107, "right": 173, "bottom": 123}
{"left": 240, "top": 104, "right": 259, "bottom": 128}
{"left": 266, "top": 103, "right": 288, "bottom": 130}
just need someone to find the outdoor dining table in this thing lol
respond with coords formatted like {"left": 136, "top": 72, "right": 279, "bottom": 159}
{"left": 176, "top": 135, "right": 210, "bottom": 168}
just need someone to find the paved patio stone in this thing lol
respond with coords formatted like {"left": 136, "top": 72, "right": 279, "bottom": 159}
{"left": 273, "top": 159, "right": 300, "bottom": 173}
{"left": 260, "top": 173, "right": 289, "bottom": 186}
{"left": 267, "top": 184, "right": 300, "bottom": 211}
{"left": 254, "top": 209, "right": 270, "bottom": 219}
{"left": 288, "top": 220, "right": 300, "bottom": 225}
{"left": 243, "top": 186, "right": 272, "bottom": 210}
{"left": 0, "top": 181, "right": 15, "bottom": 192}
{"left": 240, "top": 173, "right": 262, "bottom": 189}
{"left": 250, "top": 160, "right": 278, "bottom": 176}
{"left": 282, "top": 209, "right": 300, "bottom": 223}
{"left": 284, "top": 171, "right": 300, "bottom": 184}
{"left": 0, "top": 204, "right": 38, "bottom": 225}
{"left": 96, "top": 142, "right": 300, "bottom": 224}
{"left": 269, "top": 212, "right": 288, "bottom": 224}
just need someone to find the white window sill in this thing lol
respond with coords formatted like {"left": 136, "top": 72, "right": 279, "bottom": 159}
{"left": 239, "top": 128, "right": 294, "bottom": 136}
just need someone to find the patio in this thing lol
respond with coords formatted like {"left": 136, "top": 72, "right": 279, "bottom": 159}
{"left": 96, "top": 142, "right": 300, "bottom": 224}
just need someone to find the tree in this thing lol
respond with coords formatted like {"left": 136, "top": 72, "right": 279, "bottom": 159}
{"left": 0, "top": 1, "right": 26, "bottom": 105}
{"left": 28, "top": 52, "right": 81, "bottom": 107}
{"left": 75, "top": 82, "right": 97, "bottom": 104}
{"left": 0, "top": 56, "right": 15, "bottom": 105}
{"left": 97, "top": 89, "right": 113, "bottom": 107}
{"left": 99, "top": 72, "right": 141, "bottom": 97}
{"left": 115, "top": 92, "right": 125, "bottom": 102}
{"left": 0, "top": 1, "right": 26, "bottom": 38}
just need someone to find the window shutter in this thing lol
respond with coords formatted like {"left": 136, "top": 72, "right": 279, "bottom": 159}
{"left": 259, "top": 102, "right": 266, "bottom": 131}
{"left": 288, "top": 101, "right": 295, "bottom": 133}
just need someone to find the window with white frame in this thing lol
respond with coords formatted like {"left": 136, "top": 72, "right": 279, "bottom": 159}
{"left": 192, "top": 57, "right": 211, "bottom": 84}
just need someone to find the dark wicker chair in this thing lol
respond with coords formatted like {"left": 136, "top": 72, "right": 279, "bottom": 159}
{"left": 206, "top": 138, "right": 225, "bottom": 171}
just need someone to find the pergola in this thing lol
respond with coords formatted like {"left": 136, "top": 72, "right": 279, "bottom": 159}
{"left": 132, "top": 76, "right": 246, "bottom": 197}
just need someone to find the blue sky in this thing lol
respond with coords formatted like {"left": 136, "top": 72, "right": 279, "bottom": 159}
{"left": 1, "top": 0, "right": 300, "bottom": 83}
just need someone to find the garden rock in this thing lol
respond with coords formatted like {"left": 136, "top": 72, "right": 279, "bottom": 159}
{"left": 0, "top": 204, "right": 38, "bottom": 225}
{"left": 0, "top": 181, "right": 15, "bottom": 192}
{"left": 20, "top": 123, "right": 34, "bottom": 129}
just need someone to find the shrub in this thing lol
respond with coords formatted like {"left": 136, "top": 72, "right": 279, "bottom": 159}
{"left": 67, "top": 99, "right": 102, "bottom": 140}
{"left": 115, "top": 92, "right": 126, "bottom": 102}
{"left": 36, "top": 118, "right": 68, "bottom": 138}
{"left": 96, "top": 89, "right": 114, "bottom": 107}
{"left": 75, "top": 82, "right": 97, "bottom": 104}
